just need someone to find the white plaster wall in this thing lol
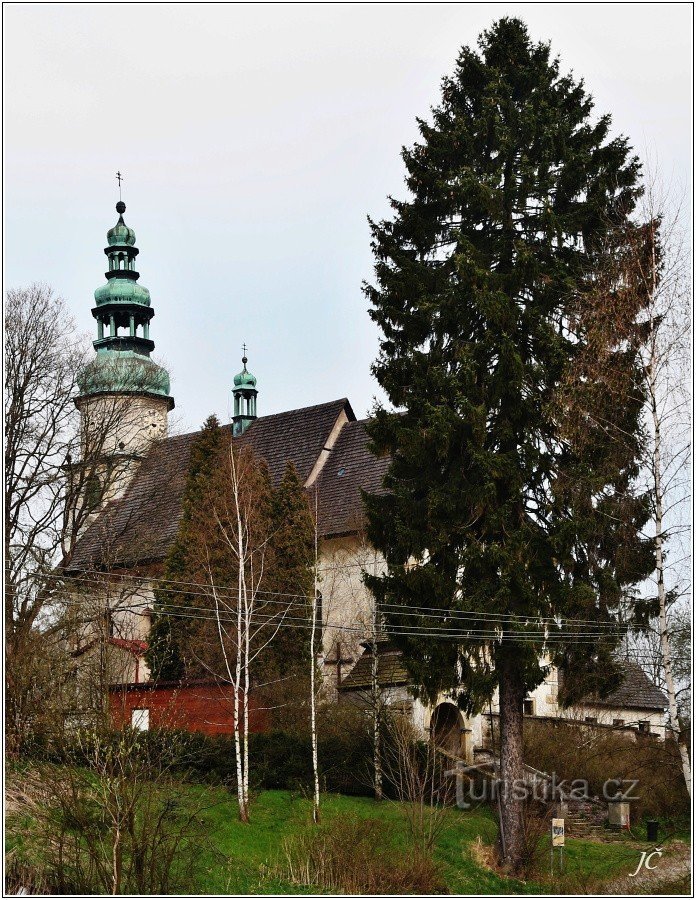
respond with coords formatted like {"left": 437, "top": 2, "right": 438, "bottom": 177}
{"left": 76, "top": 394, "right": 170, "bottom": 506}
{"left": 317, "top": 535, "right": 384, "bottom": 683}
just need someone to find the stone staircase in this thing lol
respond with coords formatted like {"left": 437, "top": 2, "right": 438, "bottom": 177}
{"left": 565, "top": 812, "right": 605, "bottom": 839}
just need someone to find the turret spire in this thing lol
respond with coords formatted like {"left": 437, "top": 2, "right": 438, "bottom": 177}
{"left": 76, "top": 199, "right": 173, "bottom": 408}
{"left": 232, "top": 346, "right": 258, "bottom": 435}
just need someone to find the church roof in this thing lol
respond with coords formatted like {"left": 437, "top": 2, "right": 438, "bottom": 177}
{"left": 592, "top": 662, "right": 668, "bottom": 711}
{"left": 338, "top": 640, "right": 410, "bottom": 691}
{"left": 66, "top": 398, "right": 389, "bottom": 573}
{"left": 340, "top": 644, "right": 667, "bottom": 712}
{"left": 315, "top": 418, "right": 391, "bottom": 538}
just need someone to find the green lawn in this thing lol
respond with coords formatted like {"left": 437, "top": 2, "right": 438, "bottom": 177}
{"left": 7, "top": 781, "right": 689, "bottom": 894}
{"left": 185, "top": 788, "right": 685, "bottom": 894}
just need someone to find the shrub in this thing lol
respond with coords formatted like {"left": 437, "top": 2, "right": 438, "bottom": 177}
{"left": 276, "top": 815, "right": 447, "bottom": 894}
{"left": 6, "top": 739, "right": 212, "bottom": 895}
{"left": 523, "top": 719, "right": 690, "bottom": 824}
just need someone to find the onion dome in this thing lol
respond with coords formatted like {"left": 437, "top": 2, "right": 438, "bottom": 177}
{"left": 107, "top": 201, "right": 137, "bottom": 246}
{"left": 233, "top": 355, "right": 257, "bottom": 388}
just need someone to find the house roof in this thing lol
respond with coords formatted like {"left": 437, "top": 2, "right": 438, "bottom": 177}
{"left": 340, "top": 645, "right": 668, "bottom": 713}
{"left": 338, "top": 640, "right": 410, "bottom": 691}
{"left": 66, "top": 398, "right": 390, "bottom": 573}
{"left": 592, "top": 662, "right": 668, "bottom": 711}
{"left": 72, "top": 637, "right": 148, "bottom": 658}
{"left": 315, "top": 419, "right": 391, "bottom": 538}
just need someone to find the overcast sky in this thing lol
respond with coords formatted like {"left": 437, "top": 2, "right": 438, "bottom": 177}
{"left": 4, "top": 3, "right": 692, "bottom": 432}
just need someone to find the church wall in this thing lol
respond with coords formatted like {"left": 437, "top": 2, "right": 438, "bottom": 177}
{"left": 317, "top": 534, "right": 384, "bottom": 689}
{"left": 75, "top": 393, "right": 170, "bottom": 508}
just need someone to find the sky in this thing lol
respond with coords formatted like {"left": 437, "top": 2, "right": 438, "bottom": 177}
{"left": 4, "top": 3, "right": 693, "bottom": 433}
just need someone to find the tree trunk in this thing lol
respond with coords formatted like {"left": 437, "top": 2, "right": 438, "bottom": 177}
{"left": 309, "top": 497, "right": 321, "bottom": 823}
{"left": 497, "top": 653, "right": 526, "bottom": 874}
{"left": 372, "top": 608, "right": 383, "bottom": 801}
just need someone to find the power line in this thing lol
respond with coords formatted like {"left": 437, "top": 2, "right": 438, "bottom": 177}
{"left": 29, "top": 570, "right": 632, "bottom": 632}
{"left": 28, "top": 588, "right": 630, "bottom": 645}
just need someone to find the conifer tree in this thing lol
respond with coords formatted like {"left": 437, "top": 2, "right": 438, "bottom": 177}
{"left": 363, "top": 18, "right": 653, "bottom": 872}
{"left": 145, "top": 414, "right": 227, "bottom": 680}
{"left": 264, "top": 461, "right": 314, "bottom": 677}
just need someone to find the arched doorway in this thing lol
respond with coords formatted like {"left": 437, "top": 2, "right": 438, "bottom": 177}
{"left": 430, "top": 703, "right": 465, "bottom": 758}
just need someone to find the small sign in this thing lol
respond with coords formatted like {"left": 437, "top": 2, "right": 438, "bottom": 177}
{"left": 552, "top": 818, "right": 565, "bottom": 847}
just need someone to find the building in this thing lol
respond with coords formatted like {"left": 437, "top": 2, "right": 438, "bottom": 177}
{"left": 66, "top": 200, "right": 667, "bottom": 743}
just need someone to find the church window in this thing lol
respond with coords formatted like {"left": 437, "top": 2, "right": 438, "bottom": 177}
{"left": 337, "top": 467, "right": 346, "bottom": 477}
{"left": 523, "top": 698, "right": 535, "bottom": 716}
{"left": 84, "top": 475, "right": 102, "bottom": 511}
{"left": 316, "top": 591, "right": 323, "bottom": 630}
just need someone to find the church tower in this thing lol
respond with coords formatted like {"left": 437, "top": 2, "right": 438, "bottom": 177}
{"left": 232, "top": 351, "right": 258, "bottom": 435}
{"left": 75, "top": 199, "right": 174, "bottom": 504}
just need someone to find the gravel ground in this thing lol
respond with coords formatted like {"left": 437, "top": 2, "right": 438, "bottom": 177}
{"left": 598, "top": 840, "right": 691, "bottom": 895}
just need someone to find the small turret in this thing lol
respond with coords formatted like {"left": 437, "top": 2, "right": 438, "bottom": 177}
{"left": 232, "top": 349, "right": 258, "bottom": 435}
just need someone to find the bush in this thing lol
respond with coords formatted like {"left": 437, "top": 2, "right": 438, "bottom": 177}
{"left": 523, "top": 719, "right": 690, "bottom": 824}
{"left": 5, "top": 740, "right": 212, "bottom": 895}
{"left": 276, "top": 815, "right": 447, "bottom": 894}
{"left": 23, "top": 714, "right": 375, "bottom": 796}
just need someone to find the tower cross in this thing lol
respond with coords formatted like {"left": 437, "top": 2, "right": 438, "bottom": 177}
{"left": 242, "top": 342, "right": 248, "bottom": 357}
{"left": 116, "top": 171, "right": 123, "bottom": 199}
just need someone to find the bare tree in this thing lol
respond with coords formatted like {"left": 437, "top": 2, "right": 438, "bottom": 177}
{"left": 5, "top": 283, "right": 170, "bottom": 750}
{"left": 381, "top": 714, "right": 454, "bottom": 856}
{"left": 630, "top": 170, "right": 691, "bottom": 796}
{"left": 203, "top": 444, "right": 292, "bottom": 822}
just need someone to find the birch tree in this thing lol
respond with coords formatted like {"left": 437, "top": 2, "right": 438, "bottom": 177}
{"left": 630, "top": 174, "right": 691, "bottom": 795}
{"left": 309, "top": 487, "right": 321, "bottom": 823}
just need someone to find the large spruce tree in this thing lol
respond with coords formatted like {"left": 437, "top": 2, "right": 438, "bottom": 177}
{"left": 363, "top": 18, "right": 653, "bottom": 872}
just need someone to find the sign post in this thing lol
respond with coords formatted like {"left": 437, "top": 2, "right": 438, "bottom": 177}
{"left": 551, "top": 817, "right": 565, "bottom": 874}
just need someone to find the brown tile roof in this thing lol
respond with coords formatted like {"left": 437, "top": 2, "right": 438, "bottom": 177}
{"left": 339, "top": 640, "right": 410, "bottom": 691}
{"left": 66, "top": 399, "right": 362, "bottom": 572}
{"left": 315, "top": 419, "right": 391, "bottom": 538}
{"left": 340, "top": 647, "right": 667, "bottom": 713}
{"left": 594, "top": 662, "right": 667, "bottom": 711}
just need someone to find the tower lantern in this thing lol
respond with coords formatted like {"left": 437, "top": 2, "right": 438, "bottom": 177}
{"left": 232, "top": 348, "right": 258, "bottom": 435}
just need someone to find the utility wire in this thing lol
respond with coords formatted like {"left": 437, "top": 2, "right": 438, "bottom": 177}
{"left": 29, "top": 570, "right": 632, "bottom": 632}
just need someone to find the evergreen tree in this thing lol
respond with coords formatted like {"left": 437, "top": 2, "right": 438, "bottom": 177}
{"left": 145, "top": 415, "right": 227, "bottom": 681}
{"left": 363, "top": 18, "right": 653, "bottom": 872}
{"left": 263, "top": 461, "right": 315, "bottom": 678}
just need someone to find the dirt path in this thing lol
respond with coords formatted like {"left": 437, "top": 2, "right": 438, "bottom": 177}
{"left": 598, "top": 840, "right": 691, "bottom": 895}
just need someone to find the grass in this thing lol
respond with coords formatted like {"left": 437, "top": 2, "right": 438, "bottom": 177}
{"left": 177, "top": 788, "right": 689, "bottom": 894}
{"left": 6, "top": 780, "right": 690, "bottom": 894}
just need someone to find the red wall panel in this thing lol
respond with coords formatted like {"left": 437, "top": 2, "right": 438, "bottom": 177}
{"left": 109, "top": 681, "right": 268, "bottom": 736}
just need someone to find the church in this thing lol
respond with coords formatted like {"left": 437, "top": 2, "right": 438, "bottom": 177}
{"left": 66, "top": 201, "right": 668, "bottom": 754}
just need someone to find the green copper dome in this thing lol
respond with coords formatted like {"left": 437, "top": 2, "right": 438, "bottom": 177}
{"left": 94, "top": 278, "right": 151, "bottom": 307}
{"left": 78, "top": 350, "right": 171, "bottom": 399}
{"left": 77, "top": 198, "right": 174, "bottom": 409}
{"left": 107, "top": 201, "right": 136, "bottom": 246}
{"left": 234, "top": 357, "right": 257, "bottom": 388}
